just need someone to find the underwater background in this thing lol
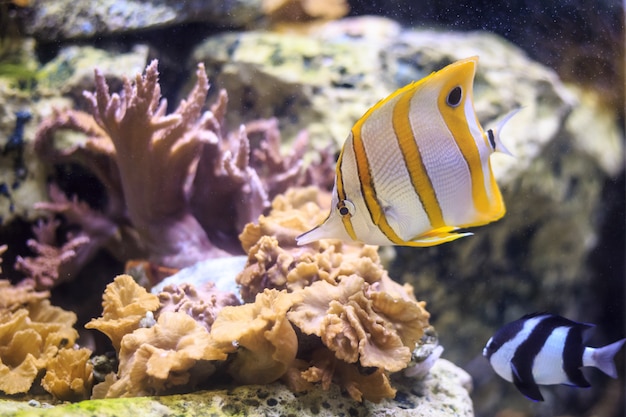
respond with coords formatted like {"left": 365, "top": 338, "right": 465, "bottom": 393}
{"left": 0, "top": 0, "right": 623, "bottom": 416}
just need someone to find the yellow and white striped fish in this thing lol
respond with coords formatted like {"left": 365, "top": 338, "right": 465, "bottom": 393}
{"left": 297, "top": 56, "right": 513, "bottom": 247}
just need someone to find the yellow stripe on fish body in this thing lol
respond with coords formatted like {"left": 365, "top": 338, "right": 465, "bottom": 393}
{"left": 296, "top": 56, "right": 511, "bottom": 247}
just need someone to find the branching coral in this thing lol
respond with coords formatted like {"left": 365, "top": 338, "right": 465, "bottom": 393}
{"left": 34, "top": 109, "right": 146, "bottom": 276}
{"left": 85, "top": 274, "right": 160, "bottom": 352}
{"left": 33, "top": 59, "right": 319, "bottom": 280}
{"left": 82, "top": 60, "right": 229, "bottom": 267}
{"left": 14, "top": 216, "right": 90, "bottom": 290}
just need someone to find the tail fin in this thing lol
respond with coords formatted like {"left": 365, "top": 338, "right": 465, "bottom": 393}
{"left": 589, "top": 338, "right": 626, "bottom": 378}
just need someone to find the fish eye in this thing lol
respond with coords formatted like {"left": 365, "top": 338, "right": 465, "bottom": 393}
{"left": 446, "top": 86, "right": 462, "bottom": 107}
{"left": 337, "top": 199, "right": 355, "bottom": 217}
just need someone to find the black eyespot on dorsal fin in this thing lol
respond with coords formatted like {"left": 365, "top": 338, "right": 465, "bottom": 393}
{"left": 446, "top": 86, "right": 462, "bottom": 107}
{"left": 488, "top": 129, "right": 496, "bottom": 150}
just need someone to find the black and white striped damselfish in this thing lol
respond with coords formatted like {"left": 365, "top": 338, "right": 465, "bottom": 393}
{"left": 296, "top": 56, "right": 514, "bottom": 247}
{"left": 483, "top": 313, "right": 626, "bottom": 401}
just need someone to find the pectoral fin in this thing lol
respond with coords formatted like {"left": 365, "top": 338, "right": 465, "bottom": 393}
{"left": 511, "top": 362, "right": 544, "bottom": 402}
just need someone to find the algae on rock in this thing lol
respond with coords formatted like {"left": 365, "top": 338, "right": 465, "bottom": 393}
{"left": 0, "top": 359, "right": 474, "bottom": 417}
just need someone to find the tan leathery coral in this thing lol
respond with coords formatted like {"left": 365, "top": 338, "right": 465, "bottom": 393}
{"left": 0, "top": 309, "right": 43, "bottom": 395}
{"left": 263, "top": 0, "right": 349, "bottom": 22}
{"left": 0, "top": 279, "right": 49, "bottom": 311}
{"left": 0, "top": 285, "right": 82, "bottom": 395}
{"left": 41, "top": 347, "right": 93, "bottom": 401}
{"left": 299, "top": 348, "right": 396, "bottom": 403}
{"left": 157, "top": 282, "right": 241, "bottom": 332}
{"left": 233, "top": 187, "right": 431, "bottom": 402}
{"left": 102, "top": 311, "right": 226, "bottom": 397}
{"left": 85, "top": 274, "right": 160, "bottom": 352}
{"left": 210, "top": 289, "right": 301, "bottom": 385}
{"left": 239, "top": 186, "right": 330, "bottom": 253}
{"left": 287, "top": 274, "right": 428, "bottom": 372}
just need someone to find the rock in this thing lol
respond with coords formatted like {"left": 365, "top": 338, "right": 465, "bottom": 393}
{"left": 0, "top": 43, "right": 151, "bottom": 227}
{"left": 24, "top": 0, "right": 265, "bottom": 41}
{"left": 190, "top": 17, "right": 402, "bottom": 151}
{"left": 348, "top": 1, "right": 623, "bottom": 113}
{"left": 0, "top": 359, "right": 473, "bottom": 417}
{"left": 0, "top": 38, "right": 70, "bottom": 226}
{"left": 150, "top": 255, "right": 247, "bottom": 298}
{"left": 37, "top": 45, "right": 150, "bottom": 102}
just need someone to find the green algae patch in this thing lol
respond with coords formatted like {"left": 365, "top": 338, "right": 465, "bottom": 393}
{"left": 4, "top": 397, "right": 172, "bottom": 417}
{"left": 0, "top": 360, "right": 474, "bottom": 417}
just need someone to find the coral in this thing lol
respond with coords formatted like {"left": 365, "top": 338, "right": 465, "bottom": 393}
{"left": 263, "top": 0, "right": 349, "bottom": 22}
{"left": 85, "top": 274, "right": 160, "bottom": 352}
{"left": 0, "top": 279, "right": 85, "bottom": 396}
{"left": 231, "top": 187, "right": 431, "bottom": 402}
{"left": 157, "top": 282, "right": 241, "bottom": 332}
{"left": 14, "top": 216, "right": 90, "bottom": 290}
{"left": 80, "top": 187, "right": 430, "bottom": 403}
{"left": 0, "top": 278, "right": 49, "bottom": 311}
{"left": 299, "top": 348, "right": 396, "bottom": 403}
{"left": 101, "top": 311, "right": 226, "bottom": 398}
{"left": 239, "top": 186, "right": 330, "bottom": 254}
{"left": 210, "top": 289, "right": 301, "bottom": 385}
{"left": 81, "top": 60, "right": 232, "bottom": 267}
{"left": 87, "top": 276, "right": 230, "bottom": 398}
{"left": 0, "top": 309, "right": 43, "bottom": 395}
{"left": 287, "top": 274, "right": 426, "bottom": 371}
{"left": 33, "top": 59, "right": 319, "bottom": 282}
{"left": 41, "top": 347, "right": 93, "bottom": 401}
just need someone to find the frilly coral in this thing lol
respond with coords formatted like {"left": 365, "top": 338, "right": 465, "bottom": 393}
{"left": 288, "top": 274, "right": 427, "bottom": 371}
{"left": 263, "top": 0, "right": 349, "bottom": 23}
{"left": 157, "top": 282, "right": 241, "bottom": 332}
{"left": 101, "top": 311, "right": 226, "bottom": 398}
{"left": 85, "top": 274, "right": 160, "bottom": 351}
{"left": 232, "top": 187, "right": 431, "bottom": 402}
{"left": 41, "top": 347, "right": 93, "bottom": 401}
{"left": 299, "top": 348, "right": 396, "bottom": 403}
{"left": 0, "top": 279, "right": 83, "bottom": 396}
{"left": 0, "top": 309, "right": 43, "bottom": 395}
{"left": 210, "top": 289, "right": 301, "bottom": 385}
{"left": 239, "top": 186, "right": 330, "bottom": 253}
{"left": 0, "top": 278, "right": 49, "bottom": 311}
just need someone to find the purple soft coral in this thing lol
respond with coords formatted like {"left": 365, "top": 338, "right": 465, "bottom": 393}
{"left": 33, "top": 59, "right": 329, "bottom": 284}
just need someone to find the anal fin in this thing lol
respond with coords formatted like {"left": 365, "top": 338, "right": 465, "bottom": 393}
{"left": 406, "top": 226, "right": 473, "bottom": 247}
